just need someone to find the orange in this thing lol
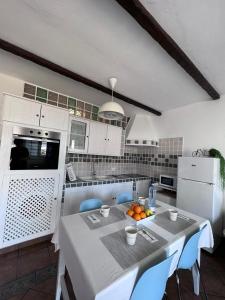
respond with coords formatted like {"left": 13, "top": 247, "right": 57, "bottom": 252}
{"left": 134, "top": 206, "right": 142, "bottom": 214}
{"left": 131, "top": 203, "right": 138, "bottom": 211}
{"left": 140, "top": 212, "right": 146, "bottom": 219}
{"left": 133, "top": 213, "right": 141, "bottom": 221}
{"left": 127, "top": 209, "right": 134, "bottom": 217}
{"left": 140, "top": 205, "right": 145, "bottom": 212}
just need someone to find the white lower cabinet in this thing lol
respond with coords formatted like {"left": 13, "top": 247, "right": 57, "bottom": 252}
{"left": 0, "top": 172, "right": 60, "bottom": 249}
{"left": 63, "top": 186, "right": 93, "bottom": 216}
{"left": 136, "top": 179, "right": 150, "bottom": 198}
{"left": 157, "top": 190, "right": 176, "bottom": 206}
{"left": 63, "top": 182, "right": 133, "bottom": 215}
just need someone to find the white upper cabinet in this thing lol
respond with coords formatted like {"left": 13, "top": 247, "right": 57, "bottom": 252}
{"left": 40, "top": 104, "right": 69, "bottom": 131}
{"left": 1, "top": 94, "right": 69, "bottom": 131}
{"left": 68, "top": 117, "right": 122, "bottom": 156}
{"left": 68, "top": 118, "right": 90, "bottom": 153}
{"left": 88, "top": 122, "right": 122, "bottom": 156}
{"left": 88, "top": 121, "right": 107, "bottom": 155}
{"left": 106, "top": 125, "right": 122, "bottom": 156}
{"left": 2, "top": 94, "right": 41, "bottom": 126}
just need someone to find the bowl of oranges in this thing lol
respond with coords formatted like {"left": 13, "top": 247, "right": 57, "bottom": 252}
{"left": 126, "top": 202, "right": 155, "bottom": 224}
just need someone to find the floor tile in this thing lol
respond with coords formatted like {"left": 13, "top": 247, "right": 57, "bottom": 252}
{"left": 36, "top": 264, "right": 57, "bottom": 283}
{"left": 0, "top": 272, "right": 35, "bottom": 300}
{"left": 21, "top": 289, "right": 54, "bottom": 300}
{"left": 17, "top": 248, "right": 51, "bottom": 277}
{"left": 203, "top": 270, "right": 225, "bottom": 297}
{"left": 6, "top": 294, "right": 25, "bottom": 300}
{"left": 0, "top": 249, "right": 18, "bottom": 261}
{"left": 33, "top": 277, "right": 56, "bottom": 296}
{"left": 0, "top": 256, "right": 18, "bottom": 285}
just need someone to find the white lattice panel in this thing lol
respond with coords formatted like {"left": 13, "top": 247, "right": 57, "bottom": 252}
{"left": 2, "top": 176, "right": 58, "bottom": 245}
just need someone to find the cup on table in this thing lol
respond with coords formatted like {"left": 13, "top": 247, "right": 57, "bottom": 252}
{"left": 169, "top": 209, "right": 178, "bottom": 221}
{"left": 100, "top": 205, "right": 110, "bottom": 217}
{"left": 125, "top": 226, "right": 138, "bottom": 245}
{"left": 138, "top": 197, "right": 145, "bottom": 206}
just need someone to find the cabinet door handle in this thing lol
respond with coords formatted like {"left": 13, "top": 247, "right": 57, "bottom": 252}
{"left": 42, "top": 115, "right": 45, "bottom": 118}
{"left": 86, "top": 136, "right": 89, "bottom": 138}
{"left": 108, "top": 139, "right": 109, "bottom": 141}
{"left": 105, "top": 138, "right": 107, "bottom": 141}
{"left": 36, "top": 114, "right": 39, "bottom": 117}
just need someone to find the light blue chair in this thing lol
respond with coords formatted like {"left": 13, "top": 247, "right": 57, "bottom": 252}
{"left": 116, "top": 192, "right": 133, "bottom": 204}
{"left": 175, "top": 225, "right": 208, "bottom": 300}
{"left": 79, "top": 198, "right": 103, "bottom": 212}
{"left": 130, "top": 252, "right": 177, "bottom": 300}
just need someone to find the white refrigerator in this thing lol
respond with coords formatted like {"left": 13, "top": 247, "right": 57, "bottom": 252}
{"left": 177, "top": 157, "right": 224, "bottom": 252}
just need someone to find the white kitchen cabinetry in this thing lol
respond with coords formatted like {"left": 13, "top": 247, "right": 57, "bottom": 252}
{"left": 40, "top": 104, "right": 69, "bottom": 131}
{"left": 88, "top": 121, "right": 107, "bottom": 155}
{"left": 2, "top": 94, "right": 69, "bottom": 131}
{"left": 157, "top": 189, "right": 176, "bottom": 206}
{"left": 106, "top": 125, "right": 122, "bottom": 156}
{"left": 0, "top": 172, "right": 60, "bottom": 248}
{"left": 63, "top": 186, "right": 93, "bottom": 215}
{"left": 68, "top": 117, "right": 122, "bottom": 156}
{"left": 2, "top": 94, "right": 41, "bottom": 126}
{"left": 68, "top": 118, "right": 90, "bottom": 153}
{"left": 63, "top": 182, "right": 133, "bottom": 215}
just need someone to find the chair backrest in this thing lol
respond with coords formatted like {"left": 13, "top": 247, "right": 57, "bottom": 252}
{"left": 116, "top": 192, "right": 133, "bottom": 204}
{"left": 79, "top": 198, "right": 103, "bottom": 212}
{"left": 178, "top": 225, "right": 207, "bottom": 270}
{"left": 130, "top": 252, "right": 176, "bottom": 300}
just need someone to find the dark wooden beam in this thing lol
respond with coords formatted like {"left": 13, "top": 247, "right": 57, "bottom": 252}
{"left": 0, "top": 38, "right": 161, "bottom": 116}
{"left": 116, "top": 0, "right": 220, "bottom": 100}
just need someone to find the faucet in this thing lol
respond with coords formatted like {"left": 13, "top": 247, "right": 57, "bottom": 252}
{"left": 91, "top": 161, "right": 96, "bottom": 176}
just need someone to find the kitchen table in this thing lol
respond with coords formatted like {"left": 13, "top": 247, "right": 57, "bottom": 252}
{"left": 52, "top": 201, "right": 213, "bottom": 300}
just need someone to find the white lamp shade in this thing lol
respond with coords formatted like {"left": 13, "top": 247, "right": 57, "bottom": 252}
{"left": 98, "top": 101, "right": 124, "bottom": 120}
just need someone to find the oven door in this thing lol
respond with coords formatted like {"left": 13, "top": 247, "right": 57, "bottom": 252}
{"left": 10, "top": 136, "right": 60, "bottom": 170}
{"left": 160, "top": 176, "right": 175, "bottom": 189}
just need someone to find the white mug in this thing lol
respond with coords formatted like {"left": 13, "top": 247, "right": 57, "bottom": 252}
{"left": 169, "top": 209, "right": 178, "bottom": 221}
{"left": 125, "top": 226, "right": 138, "bottom": 245}
{"left": 100, "top": 205, "right": 110, "bottom": 217}
{"left": 138, "top": 197, "right": 145, "bottom": 206}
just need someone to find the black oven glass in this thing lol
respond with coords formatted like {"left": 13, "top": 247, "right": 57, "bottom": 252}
{"left": 10, "top": 137, "right": 60, "bottom": 170}
{"left": 161, "top": 177, "right": 173, "bottom": 187}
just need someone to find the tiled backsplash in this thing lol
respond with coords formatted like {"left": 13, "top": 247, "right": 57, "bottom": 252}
{"left": 23, "top": 83, "right": 129, "bottom": 129}
{"left": 67, "top": 137, "right": 183, "bottom": 181}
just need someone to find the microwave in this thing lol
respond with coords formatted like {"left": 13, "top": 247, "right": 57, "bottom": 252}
{"left": 159, "top": 174, "right": 177, "bottom": 191}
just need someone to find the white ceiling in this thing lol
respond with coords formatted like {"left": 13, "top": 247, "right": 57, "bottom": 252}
{"left": 0, "top": 0, "right": 224, "bottom": 112}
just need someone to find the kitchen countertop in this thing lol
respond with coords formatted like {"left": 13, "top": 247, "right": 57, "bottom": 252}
{"left": 65, "top": 173, "right": 150, "bottom": 188}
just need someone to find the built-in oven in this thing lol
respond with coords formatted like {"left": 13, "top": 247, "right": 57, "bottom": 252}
{"left": 10, "top": 126, "right": 61, "bottom": 170}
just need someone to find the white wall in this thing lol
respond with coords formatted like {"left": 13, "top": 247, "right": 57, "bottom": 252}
{"left": 154, "top": 95, "right": 225, "bottom": 156}
{"left": 0, "top": 49, "right": 148, "bottom": 117}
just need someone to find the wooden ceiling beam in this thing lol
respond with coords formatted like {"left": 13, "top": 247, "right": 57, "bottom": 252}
{"left": 0, "top": 38, "right": 162, "bottom": 116}
{"left": 115, "top": 0, "right": 220, "bottom": 100}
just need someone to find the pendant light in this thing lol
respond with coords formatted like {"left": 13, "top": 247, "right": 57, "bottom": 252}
{"left": 98, "top": 77, "right": 124, "bottom": 120}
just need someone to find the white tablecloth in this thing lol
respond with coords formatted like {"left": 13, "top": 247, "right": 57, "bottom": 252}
{"left": 52, "top": 201, "right": 213, "bottom": 300}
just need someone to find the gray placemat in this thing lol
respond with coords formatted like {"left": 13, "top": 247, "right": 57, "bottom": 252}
{"left": 153, "top": 211, "right": 197, "bottom": 234}
{"left": 100, "top": 227, "right": 167, "bottom": 269}
{"left": 81, "top": 207, "right": 126, "bottom": 230}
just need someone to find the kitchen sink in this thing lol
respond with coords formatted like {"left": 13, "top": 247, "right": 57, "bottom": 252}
{"left": 79, "top": 175, "right": 116, "bottom": 181}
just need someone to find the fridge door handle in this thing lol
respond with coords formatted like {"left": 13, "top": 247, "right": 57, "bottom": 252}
{"left": 180, "top": 178, "right": 214, "bottom": 185}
